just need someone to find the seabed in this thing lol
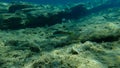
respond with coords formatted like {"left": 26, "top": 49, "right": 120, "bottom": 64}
{"left": 0, "top": 2, "right": 120, "bottom": 68}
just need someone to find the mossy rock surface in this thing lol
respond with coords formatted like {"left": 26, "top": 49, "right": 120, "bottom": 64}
{"left": 0, "top": 1, "right": 120, "bottom": 68}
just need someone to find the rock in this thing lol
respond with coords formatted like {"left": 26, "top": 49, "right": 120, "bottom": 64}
{"left": 25, "top": 8, "right": 64, "bottom": 27}
{"left": 0, "top": 2, "right": 9, "bottom": 13}
{"left": 64, "top": 4, "right": 88, "bottom": 19}
{"left": 23, "top": 3, "right": 88, "bottom": 27}
{"left": 8, "top": 3, "right": 34, "bottom": 13}
{"left": 0, "top": 13, "right": 28, "bottom": 29}
{"left": 0, "top": 2, "right": 89, "bottom": 29}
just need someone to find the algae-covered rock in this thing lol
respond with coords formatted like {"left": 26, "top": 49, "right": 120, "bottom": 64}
{"left": 8, "top": 3, "right": 33, "bottom": 13}
{"left": 0, "top": 1, "right": 119, "bottom": 30}
{"left": 0, "top": 13, "right": 28, "bottom": 29}
{"left": 64, "top": 4, "right": 88, "bottom": 19}
{"left": 0, "top": 2, "right": 88, "bottom": 29}
{"left": 0, "top": 2, "right": 9, "bottom": 13}
{"left": 0, "top": 1, "right": 120, "bottom": 68}
{"left": 27, "top": 54, "right": 107, "bottom": 68}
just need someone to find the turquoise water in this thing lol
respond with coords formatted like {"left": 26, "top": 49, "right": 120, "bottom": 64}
{"left": 0, "top": 0, "right": 107, "bottom": 5}
{"left": 0, "top": 0, "right": 85, "bottom": 4}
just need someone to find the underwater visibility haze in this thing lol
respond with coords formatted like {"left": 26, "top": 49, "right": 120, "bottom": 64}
{"left": 0, "top": 0, "right": 120, "bottom": 68}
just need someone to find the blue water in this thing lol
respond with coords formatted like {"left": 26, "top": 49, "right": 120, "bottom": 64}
{"left": 0, "top": 0, "right": 95, "bottom": 5}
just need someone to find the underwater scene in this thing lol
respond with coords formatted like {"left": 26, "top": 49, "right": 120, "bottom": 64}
{"left": 0, "top": 0, "right": 120, "bottom": 68}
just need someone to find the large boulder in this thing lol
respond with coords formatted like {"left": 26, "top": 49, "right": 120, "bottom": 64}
{"left": 23, "top": 4, "right": 88, "bottom": 27}
{"left": 18, "top": 3, "right": 88, "bottom": 27}
{"left": 0, "top": 2, "right": 88, "bottom": 29}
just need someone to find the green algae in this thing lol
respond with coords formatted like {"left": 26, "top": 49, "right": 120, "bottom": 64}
{"left": 0, "top": 2, "right": 120, "bottom": 68}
